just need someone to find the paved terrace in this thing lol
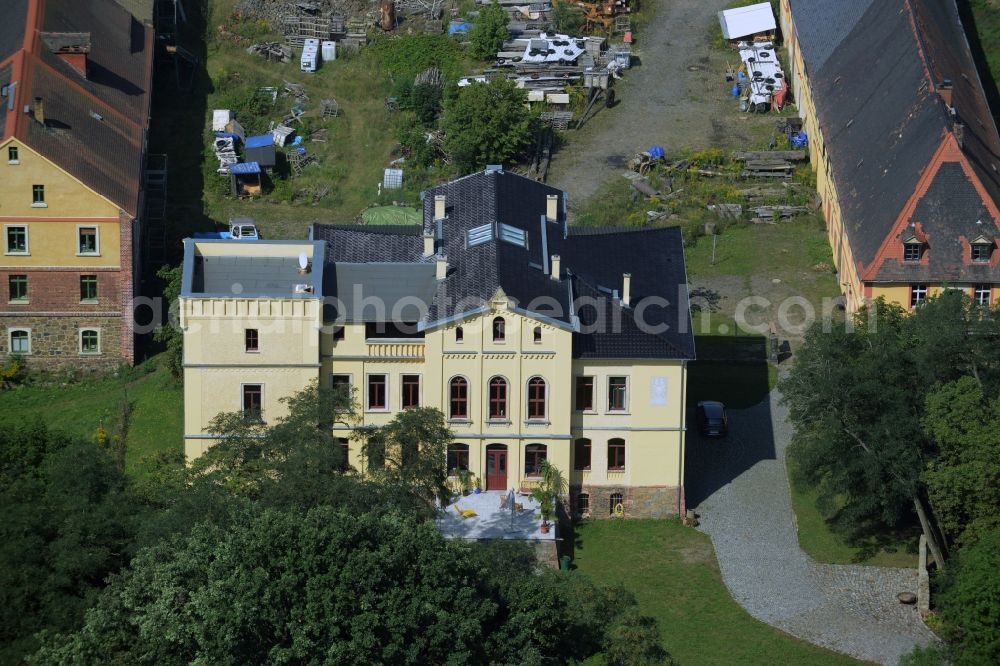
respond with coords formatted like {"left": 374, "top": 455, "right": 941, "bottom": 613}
{"left": 437, "top": 491, "right": 555, "bottom": 541}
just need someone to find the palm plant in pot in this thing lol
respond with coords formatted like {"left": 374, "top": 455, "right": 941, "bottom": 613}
{"left": 456, "top": 468, "right": 474, "bottom": 496}
{"left": 531, "top": 460, "right": 567, "bottom": 534}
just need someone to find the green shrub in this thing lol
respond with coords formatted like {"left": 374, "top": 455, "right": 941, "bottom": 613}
{"left": 937, "top": 526, "right": 1000, "bottom": 664}
{"left": 468, "top": 0, "right": 509, "bottom": 60}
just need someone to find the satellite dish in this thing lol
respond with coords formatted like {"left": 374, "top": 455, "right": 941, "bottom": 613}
{"left": 298, "top": 252, "right": 308, "bottom": 270}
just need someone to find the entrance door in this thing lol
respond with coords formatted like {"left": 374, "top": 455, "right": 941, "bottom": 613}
{"left": 485, "top": 444, "right": 508, "bottom": 490}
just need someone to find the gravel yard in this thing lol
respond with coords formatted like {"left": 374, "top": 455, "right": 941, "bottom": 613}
{"left": 549, "top": 0, "right": 779, "bottom": 204}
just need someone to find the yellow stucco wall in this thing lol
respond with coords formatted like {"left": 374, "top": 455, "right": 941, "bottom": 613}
{"left": 184, "top": 290, "right": 689, "bottom": 498}
{"left": 1, "top": 219, "right": 121, "bottom": 267}
{"left": 0, "top": 140, "right": 119, "bottom": 218}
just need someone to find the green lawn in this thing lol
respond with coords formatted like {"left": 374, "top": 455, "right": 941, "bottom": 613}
{"left": 0, "top": 357, "right": 183, "bottom": 477}
{"left": 571, "top": 520, "right": 861, "bottom": 665}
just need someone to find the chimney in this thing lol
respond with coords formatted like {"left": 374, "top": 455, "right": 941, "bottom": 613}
{"left": 622, "top": 273, "right": 631, "bottom": 307}
{"left": 40, "top": 32, "right": 90, "bottom": 79}
{"left": 546, "top": 194, "right": 559, "bottom": 222}
{"left": 938, "top": 79, "right": 953, "bottom": 107}
{"left": 436, "top": 255, "right": 448, "bottom": 280}
{"left": 954, "top": 121, "right": 965, "bottom": 148}
{"left": 423, "top": 232, "right": 435, "bottom": 257}
{"left": 434, "top": 194, "right": 446, "bottom": 220}
{"left": 32, "top": 97, "right": 44, "bottom": 126}
{"left": 550, "top": 254, "right": 561, "bottom": 280}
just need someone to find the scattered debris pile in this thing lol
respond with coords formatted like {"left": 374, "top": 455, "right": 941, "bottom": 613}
{"left": 731, "top": 41, "right": 788, "bottom": 113}
{"left": 247, "top": 41, "right": 293, "bottom": 62}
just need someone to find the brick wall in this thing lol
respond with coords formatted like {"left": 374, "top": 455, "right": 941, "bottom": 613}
{"left": 570, "top": 484, "right": 682, "bottom": 520}
{"left": 0, "top": 269, "right": 121, "bottom": 311}
{"left": 119, "top": 211, "right": 135, "bottom": 365}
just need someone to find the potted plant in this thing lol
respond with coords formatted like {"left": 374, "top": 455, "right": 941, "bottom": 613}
{"left": 531, "top": 460, "right": 567, "bottom": 534}
{"left": 473, "top": 476, "right": 483, "bottom": 494}
{"left": 457, "top": 468, "right": 473, "bottom": 496}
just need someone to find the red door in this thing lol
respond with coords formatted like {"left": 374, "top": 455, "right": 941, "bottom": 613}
{"left": 485, "top": 444, "right": 508, "bottom": 491}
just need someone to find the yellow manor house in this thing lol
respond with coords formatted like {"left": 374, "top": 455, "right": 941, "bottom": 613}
{"left": 180, "top": 169, "right": 696, "bottom": 519}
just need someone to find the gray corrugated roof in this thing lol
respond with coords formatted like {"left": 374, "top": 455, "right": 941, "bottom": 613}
{"left": 325, "top": 262, "right": 437, "bottom": 322}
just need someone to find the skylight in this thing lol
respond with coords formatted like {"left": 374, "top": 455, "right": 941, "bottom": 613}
{"left": 467, "top": 223, "right": 493, "bottom": 247}
{"left": 498, "top": 223, "right": 527, "bottom": 248}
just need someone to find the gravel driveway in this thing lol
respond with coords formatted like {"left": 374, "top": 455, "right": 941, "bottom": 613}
{"left": 686, "top": 387, "right": 938, "bottom": 665}
{"left": 549, "top": 0, "right": 766, "bottom": 203}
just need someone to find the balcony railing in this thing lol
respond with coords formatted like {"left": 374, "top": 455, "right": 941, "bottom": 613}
{"left": 366, "top": 342, "right": 425, "bottom": 359}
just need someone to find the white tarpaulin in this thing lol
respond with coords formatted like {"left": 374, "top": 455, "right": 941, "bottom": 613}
{"left": 739, "top": 42, "right": 785, "bottom": 106}
{"left": 521, "top": 33, "right": 585, "bottom": 64}
{"left": 718, "top": 2, "right": 776, "bottom": 40}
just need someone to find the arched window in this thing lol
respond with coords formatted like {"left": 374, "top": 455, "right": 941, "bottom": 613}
{"left": 488, "top": 376, "right": 508, "bottom": 419}
{"left": 492, "top": 316, "right": 506, "bottom": 342}
{"left": 447, "top": 443, "right": 469, "bottom": 473}
{"left": 577, "top": 492, "right": 590, "bottom": 516}
{"left": 609, "top": 492, "right": 623, "bottom": 515}
{"left": 524, "top": 443, "right": 547, "bottom": 476}
{"left": 533, "top": 326, "right": 542, "bottom": 343}
{"left": 608, "top": 438, "right": 626, "bottom": 471}
{"left": 449, "top": 377, "right": 469, "bottom": 419}
{"left": 527, "top": 376, "right": 546, "bottom": 420}
{"left": 574, "top": 438, "right": 591, "bottom": 471}
{"left": 455, "top": 326, "right": 464, "bottom": 342}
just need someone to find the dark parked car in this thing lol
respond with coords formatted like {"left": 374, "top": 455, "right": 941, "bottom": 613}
{"left": 696, "top": 401, "right": 728, "bottom": 437}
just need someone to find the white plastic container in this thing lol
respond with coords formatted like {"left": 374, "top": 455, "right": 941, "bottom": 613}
{"left": 300, "top": 52, "right": 317, "bottom": 72}
{"left": 321, "top": 40, "right": 336, "bottom": 61}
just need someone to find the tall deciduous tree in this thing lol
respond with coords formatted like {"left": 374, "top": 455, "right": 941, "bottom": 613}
{"left": 468, "top": 0, "right": 509, "bottom": 60}
{"left": 936, "top": 526, "right": 1000, "bottom": 665}
{"left": 923, "top": 376, "right": 1000, "bottom": 548}
{"left": 441, "top": 78, "right": 537, "bottom": 171}
{"left": 781, "top": 299, "right": 946, "bottom": 564}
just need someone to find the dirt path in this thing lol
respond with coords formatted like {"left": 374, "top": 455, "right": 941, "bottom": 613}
{"left": 549, "top": 0, "right": 768, "bottom": 204}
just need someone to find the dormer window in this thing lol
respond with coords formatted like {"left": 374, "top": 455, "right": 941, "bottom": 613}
{"left": 971, "top": 235, "right": 993, "bottom": 263}
{"left": 903, "top": 240, "right": 923, "bottom": 262}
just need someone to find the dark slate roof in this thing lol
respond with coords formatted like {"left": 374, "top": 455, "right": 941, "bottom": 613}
{"left": 313, "top": 170, "right": 696, "bottom": 360}
{"left": 875, "top": 163, "right": 999, "bottom": 282}
{"left": 0, "top": 63, "right": 11, "bottom": 137}
{"left": 0, "top": 0, "right": 28, "bottom": 63}
{"left": 0, "top": 0, "right": 153, "bottom": 216}
{"left": 788, "top": 0, "right": 874, "bottom": 74}
{"left": 193, "top": 255, "right": 309, "bottom": 295}
{"left": 789, "top": 0, "right": 1000, "bottom": 282}
{"left": 324, "top": 262, "right": 437, "bottom": 322}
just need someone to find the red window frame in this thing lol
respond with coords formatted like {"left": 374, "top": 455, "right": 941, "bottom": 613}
{"left": 608, "top": 438, "right": 626, "bottom": 471}
{"left": 245, "top": 328, "right": 259, "bottom": 352}
{"left": 367, "top": 374, "right": 387, "bottom": 410}
{"left": 401, "top": 374, "right": 420, "bottom": 409}
{"left": 527, "top": 377, "right": 546, "bottom": 420}
{"left": 608, "top": 376, "right": 627, "bottom": 411}
{"left": 242, "top": 384, "right": 263, "bottom": 419}
{"left": 447, "top": 443, "right": 470, "bottom": 473}
{"left": 450, "top": 377, "right": 469, "bottom": 419}
{"left": 524, "top": 444, "right": 547, "bottom": 477}
{"left": 489, "top": 377, "right": 508, "bottom": 419}
{"left": 492, "top": 316, "right": 505, "bottom": 342}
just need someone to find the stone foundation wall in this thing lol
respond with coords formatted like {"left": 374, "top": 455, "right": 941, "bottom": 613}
{"left": 0, "top": 315, "right": 124, "bottom": 371}
{"left": 570, "top": 484, "right": 682, "bottom": 520}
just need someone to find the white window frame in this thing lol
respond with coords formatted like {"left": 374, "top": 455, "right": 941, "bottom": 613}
{"left": 31, "top": 184, "right": 46, "bottom": 208}
{"left": 400, "top": 373, "right": 422, "bottom": 411}
{"left": 79, "top": 327, "right": 101, "bottom": 354}
{"left": 76, "top": 224, "right": 100, "bottom": 256}
{"left": 80, "top": 274, "right": 99, "bottom": 303}
{"left": 365, "top": 373, "right": 389, "bottom": 412}
{"left": 4, "top": 224, "right": 29, "bottom": 255}
{"left": 7, "top": 145, "right": 19, "bottom": 165}
{"left": 8, "top": 327, "right": 31, "bottom": 355}
{"left": 607, "top": 375, "right": 630, "bottom": 414}
{"left": 972, "top": 243, "right": 991, "bottom": 264}
{"left": 910, "top": 284, "right": 929, "bottom": 309}
{"left": 974, "top": 284, "right": 991, "bottom": 307}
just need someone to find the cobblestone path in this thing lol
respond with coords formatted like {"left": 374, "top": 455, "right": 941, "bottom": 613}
{"left": 686, "top": 388, "right": 938, "bottom": 665}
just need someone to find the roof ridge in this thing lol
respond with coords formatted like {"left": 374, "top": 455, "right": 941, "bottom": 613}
{"left": 567, "top": 224, "right": 677, "bottom": 237}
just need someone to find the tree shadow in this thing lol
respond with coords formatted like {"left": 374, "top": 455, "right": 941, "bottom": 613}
{"left": 957, "top": 0, "right": 1000, "bottom": 124}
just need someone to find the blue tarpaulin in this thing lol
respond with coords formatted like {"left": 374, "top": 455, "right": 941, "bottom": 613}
{"left": 448, "top": 20, "right": 471, "bottom": 35}
{"left": 230, "top": 161, "right": 261, "bottom": 175}
{"left": 213, "top": 131, "right": 241, "bottom": 143}
{"left": 648, "top": 146, "right": 665, "bottom": 159}
{"left": 789, "top": 131, "right": 809, "bottom": 149}
{"left": 245, "top": 134, "right": 272, "bottom": 149}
